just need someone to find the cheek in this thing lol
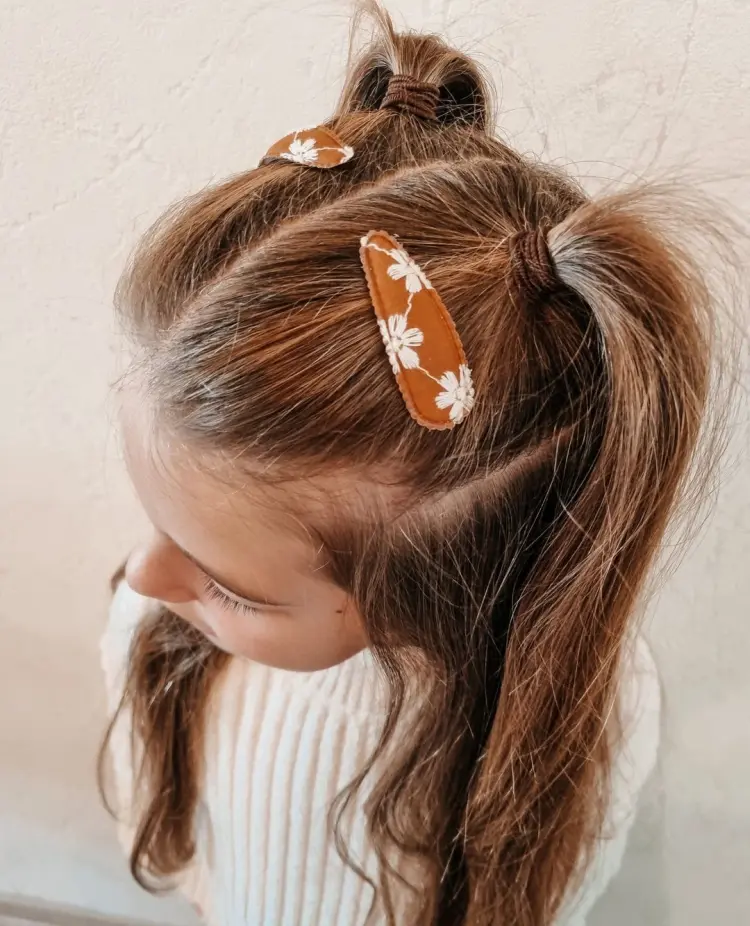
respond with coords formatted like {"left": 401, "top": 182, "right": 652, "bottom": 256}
{"left": 205, "top": 603, "right": 366, "bottom": 671}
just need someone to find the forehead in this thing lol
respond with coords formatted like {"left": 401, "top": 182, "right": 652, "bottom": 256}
{"left": 120, "top": 395, "right": 324, "bottom": 581}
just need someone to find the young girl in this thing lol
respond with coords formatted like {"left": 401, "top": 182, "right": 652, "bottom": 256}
{"left": 101, "top": 7, "right": 725, "bottom": 926}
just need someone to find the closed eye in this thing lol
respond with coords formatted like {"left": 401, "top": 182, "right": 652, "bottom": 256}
{"left": 202, "top": 576, "right": 260, "bottom": 617}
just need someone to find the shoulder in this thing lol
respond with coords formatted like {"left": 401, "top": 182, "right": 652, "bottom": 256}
{"left": 590, "top": 635, "right": 660, "bottom": 881}
{"left": 556, "top": 634, "right": 661, "bottom": 925}
{"left": 609, "top": 634, "right": 661, "bottom": 825}
{"left": 99, "top": 579, "right": 156, "bottom": 709}
{"left": 108, "top": 577, "right": 156, "bottom": 636}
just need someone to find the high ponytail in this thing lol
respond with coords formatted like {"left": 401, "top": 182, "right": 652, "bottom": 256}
{"left": 460, "top": 189, "right": 721, "bottom": 924}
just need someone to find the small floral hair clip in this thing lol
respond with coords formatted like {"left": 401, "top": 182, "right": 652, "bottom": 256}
{"left": 360, "top": 231, "right": 475, "bottom": 430}
{"left": 261, "top": 126, "right": 354, "bottom": 169}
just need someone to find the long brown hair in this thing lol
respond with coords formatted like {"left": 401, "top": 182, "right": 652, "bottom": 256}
{"left": 100, "top": 5, "right": 733, "bottom": 924}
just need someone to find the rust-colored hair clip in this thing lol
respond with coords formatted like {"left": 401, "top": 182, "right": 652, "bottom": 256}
{"left": 261, "top": 126, "right": 354, "bottom": 169}
{"left": 360, "top": 231, "right": 475, "bottom": 430}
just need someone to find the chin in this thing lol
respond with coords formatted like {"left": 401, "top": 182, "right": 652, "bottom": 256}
{"left": 237, "top": 644, "right": 364, "bottom": 674}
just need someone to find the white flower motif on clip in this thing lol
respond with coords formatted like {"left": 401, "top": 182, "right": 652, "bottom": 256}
{"left": 435, "top": 364, "right": 475, "bottom": 423}
{"left": 281, "top": 137, "right": 319, "bottom": 165}
{"left": 386, "top": 248, "right": 434, "bottom": 294}
{"left": 378, "top": 314, "right": 424, "bottom": 374}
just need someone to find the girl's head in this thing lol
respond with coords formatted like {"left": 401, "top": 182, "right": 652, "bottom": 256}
{"left": 121, "top": 388, "right": 369, "bottom": 670}
{"left": 107, "top": 6, "right": 728, "bottom": 925}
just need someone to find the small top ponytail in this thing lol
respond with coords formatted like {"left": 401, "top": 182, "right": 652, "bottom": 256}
{"left": 336, "top": 2, "right": 494, "bottom": 131}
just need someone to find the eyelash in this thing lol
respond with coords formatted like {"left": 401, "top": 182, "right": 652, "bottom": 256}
{"left": 202, "top": 577, "right": 259, "bottom": 617}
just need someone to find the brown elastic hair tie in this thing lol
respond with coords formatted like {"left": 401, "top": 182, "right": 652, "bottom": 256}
{"left": 381, "top": 75, "right": 440, "bottom": 121}
{"left": 507, "top": 227, "right": 559, "bottom": 302}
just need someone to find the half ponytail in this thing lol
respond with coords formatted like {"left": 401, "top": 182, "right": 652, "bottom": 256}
{"left": 104, "top": 3, "right": 735, "bottom": 923}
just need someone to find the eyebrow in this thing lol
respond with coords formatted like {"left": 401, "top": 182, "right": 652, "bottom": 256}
{"left": 177, "top": 544, "right": 291, "bottom": 609}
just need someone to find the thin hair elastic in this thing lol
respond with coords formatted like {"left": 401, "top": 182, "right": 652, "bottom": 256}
{"left": 380, "top": 75, "right": 440, "bottom": 121}
{"left": 507, "top": 227, "right": 560, "bottom": 301}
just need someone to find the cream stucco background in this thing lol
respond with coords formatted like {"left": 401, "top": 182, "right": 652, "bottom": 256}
{"left": 0, "top": 1, "right": 748, "bottom": 924}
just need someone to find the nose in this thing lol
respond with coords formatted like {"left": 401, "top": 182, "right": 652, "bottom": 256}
{"left": 125, "top": 532, "right": 195, "bottom": 604}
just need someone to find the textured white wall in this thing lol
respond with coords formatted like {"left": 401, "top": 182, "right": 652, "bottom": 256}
{"left": 0, "top": 1, "right": 747, "bottom": 923}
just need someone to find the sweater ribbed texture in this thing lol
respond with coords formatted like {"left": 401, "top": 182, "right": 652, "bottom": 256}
{"left": 101, "top": 581, "right": 660, "bottom": 926}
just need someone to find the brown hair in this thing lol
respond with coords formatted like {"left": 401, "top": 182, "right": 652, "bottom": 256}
{"left": 100, "top": 5, "right": 734, "bottom": 924}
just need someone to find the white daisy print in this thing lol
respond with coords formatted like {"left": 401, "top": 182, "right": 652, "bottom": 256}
{"left": 378, "top": 314, "right": 424, "bottom": 374}
{"left": 281, "top": 137, "right": 319, "bottom": 165}
{"left": 386, "top": 248, "right": 434, "bottom": 293}
{"left": 435, "top": 364, "right": 475, "bottom": 423}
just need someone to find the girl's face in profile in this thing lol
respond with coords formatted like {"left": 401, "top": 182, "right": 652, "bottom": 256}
{"left": 120, "top": 395, "right": 368, "bottom": 671}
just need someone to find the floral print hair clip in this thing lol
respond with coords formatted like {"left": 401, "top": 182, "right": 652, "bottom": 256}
{"left": 360, "top": 231, "right": 475, "bottom": 430}
{"left": 261, "top": 126, "right": 354, "bottom": 169}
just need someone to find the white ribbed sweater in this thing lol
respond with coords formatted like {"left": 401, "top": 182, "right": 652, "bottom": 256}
{"left": 101, "top": 581, "right": 660, "bottom": 926}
